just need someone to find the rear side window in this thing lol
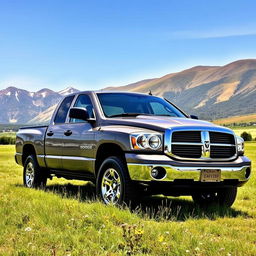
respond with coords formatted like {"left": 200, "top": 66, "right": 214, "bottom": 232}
{"left": 54, "top": 95, "right": 74, "bottom": 124}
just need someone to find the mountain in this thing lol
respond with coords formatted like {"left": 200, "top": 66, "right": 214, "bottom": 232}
{"left": 0, "top": 87, "right": 79, "bottom": 124}
{"left": 105, "top": 59, "right": 256, "bottom": 120}
{"left": 1, "top": 59, "right": 256, "bottom": 124}
{"left": 58, "top": 87, "right": 80, "bottom": 96}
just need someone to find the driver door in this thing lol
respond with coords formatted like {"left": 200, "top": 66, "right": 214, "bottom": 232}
{"left": 61, "top": 94, "right": 96, "bottom": 172}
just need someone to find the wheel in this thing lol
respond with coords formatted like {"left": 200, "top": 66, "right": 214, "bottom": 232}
{"left": 23, "top": 155, "right": 47, "bottom": 188}
{"left": 192, "top": 187, "right": 237, "bottom": 207}
{"left": 96, "top": 156, "right": 135, "bottom": 205}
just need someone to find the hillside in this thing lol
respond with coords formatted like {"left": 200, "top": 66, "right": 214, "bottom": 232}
{"left": 106, "top": 59, "right": 256, "bottom": 120}
{"left": 1, "top": 59, "right": 256, "bottom": 124}
{"left": 0, "top": 87, "right": 79, "bottom": 124}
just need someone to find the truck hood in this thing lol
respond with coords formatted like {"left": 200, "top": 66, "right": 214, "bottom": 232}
{"left": 102, "top": 115, "right": 233, "bottom": 133}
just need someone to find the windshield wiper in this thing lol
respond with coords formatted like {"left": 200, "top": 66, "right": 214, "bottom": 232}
{"left": 108, "top": 113, "right": 152, "bottom": 118}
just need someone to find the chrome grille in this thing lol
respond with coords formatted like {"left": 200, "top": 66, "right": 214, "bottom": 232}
{"left": 210, "top": 145, "right": 236, "bottom": 158}
{"left": 172, "top": 131, "right": 201, "bottom": 143}
{"left": 172, "top": 145, "right": 202, "bottom": 158}
{"left": 209, "top": 132, "right": 235, "bottom": 144}
{"left": 167, "top": 129, "right": 237, "bottom": 161}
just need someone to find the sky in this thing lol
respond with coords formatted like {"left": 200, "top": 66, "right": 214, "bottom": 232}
{"left": 1, "top": 0, "right": 256, "bottom": 91}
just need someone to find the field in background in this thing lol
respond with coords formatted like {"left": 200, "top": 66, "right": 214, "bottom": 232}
{"left": 214, "top": 113, "right": 256, "bottom": 126}
{"left": 0, "top": 132, "right": 16, "bottom": 137}
{"left": 232, "top": 126, "right": 256, "bottom": 139}
{"left": 0, "top": 144, "right": 255, "bottom": 255}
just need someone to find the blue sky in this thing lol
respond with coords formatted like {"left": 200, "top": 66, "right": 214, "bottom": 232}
{"left": 0, "top": 0, "right": 256, "bottom": 91}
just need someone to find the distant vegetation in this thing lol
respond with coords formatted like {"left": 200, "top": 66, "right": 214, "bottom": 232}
{"left": 214, "top": 113, "right": 256, "bottom": 126}
{"left": 240, "top": 131, "right": 253, "bottom": 141}
{"left": 0, "top": 132, "right": 16, "bottom": 145}
{"left": 231, "top": 126, "right": 256, "bottom": 141}
{"left": 0, "top": 123, "right": 24, "bottom": 132}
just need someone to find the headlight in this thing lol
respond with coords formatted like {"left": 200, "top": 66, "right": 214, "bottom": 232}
{"left": 130, "top": 134, "right": 162, "bottom": 150}
{"left": 236, "top": 135, "right": 244, "bottom": 156}
{"left": 148, "top": 135, "right": 161, "bottom": 149}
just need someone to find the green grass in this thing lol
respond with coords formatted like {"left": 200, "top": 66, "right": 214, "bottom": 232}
{"left": 0, "top": 144, "right": 256, "bottom": 255}
{"left": 230, "top": 126, "right": 256, "bottom": 140}
{"left": 0, "top": 132, "right": 16, "bottom": 137}
{"left": 0, "top": 132, "right": 16, "bottom": 145}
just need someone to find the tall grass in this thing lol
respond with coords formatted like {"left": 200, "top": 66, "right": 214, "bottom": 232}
{"left": 0, "top": 144, "right": 255, "bottom": 255}
{"left": 0, "top": 135, "right": 15, "bottom": 144}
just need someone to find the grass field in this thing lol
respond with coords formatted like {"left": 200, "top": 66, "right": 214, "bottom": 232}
{"left": 214, "top": 113, "right": 256, "bottom": 125}
{"left": 231, "top": 126, "right": 256, "bottom": 140}
{"left": 0, "top": 145, "right": 256, "bottom": 255}
{"left": 0, "top": 132, "right": 16, "bottom": 137}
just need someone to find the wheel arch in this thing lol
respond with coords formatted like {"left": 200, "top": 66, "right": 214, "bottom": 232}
{"left": 94, "top": 143, "right": 127, "bottom": 176}
{"left": 22, "top": 144, "right": 37, "bottom": 165}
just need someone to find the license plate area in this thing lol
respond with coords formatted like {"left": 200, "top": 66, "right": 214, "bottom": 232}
{"left": 200, "top": 169, "right": 221, "bottom": 182}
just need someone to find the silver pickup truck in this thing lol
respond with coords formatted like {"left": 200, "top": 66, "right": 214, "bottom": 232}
{"left": 15, "top": 91, "right": 251, "bottom": 207}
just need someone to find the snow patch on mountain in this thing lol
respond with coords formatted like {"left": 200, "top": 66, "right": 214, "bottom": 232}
{"left": 59, "top": 87, "right": 79, "bottom": 96}
{"left": 15, "top": 91, "right": 19, "bottom": 102}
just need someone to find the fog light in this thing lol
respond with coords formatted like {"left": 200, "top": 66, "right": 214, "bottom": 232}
{"left": 245, "top": 167, "right": 251, "bottom": 179}
{"left": 151, "top": 167, "right": 166, "bottom": 180}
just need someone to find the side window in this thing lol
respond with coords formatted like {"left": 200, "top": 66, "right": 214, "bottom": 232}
{"left": 70, "top": 94, "right": 95, "bottom": 123}
{"left": 54, "top": 96, "right": 74, "bottom": 124}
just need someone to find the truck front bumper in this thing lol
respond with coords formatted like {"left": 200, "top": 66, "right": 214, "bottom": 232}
{"left": 126, "top": 154, "right": 251, "bottom": 185}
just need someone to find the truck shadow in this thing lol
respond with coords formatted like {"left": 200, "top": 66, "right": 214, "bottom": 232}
{"left": 21, "top": 182, "right": 252, "bottom": 221}
{"left": 130, "top": 196, "right": 251, "bottom": 221}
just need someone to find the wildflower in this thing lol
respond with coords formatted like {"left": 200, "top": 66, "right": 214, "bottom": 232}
{"left": 186, "top": 250, "right": 190, "bottom": 253}
{"left": 158, "top": 235, "right": 164, "bottom": 243}
{"left": 134, "top": 229, "right": 144, "bottom": 235}
{"left": 195, "top": 247, "right": 200, "bottom": 251}
{"left": 25, "top": 227, "right": 32, "bottom": 232}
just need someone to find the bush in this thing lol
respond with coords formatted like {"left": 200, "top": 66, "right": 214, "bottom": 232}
{"left": 240, "top": 131, "right": 252, "bottom": 141}
{"left": 0, "top": 136, "right": 16, "bottom": 145}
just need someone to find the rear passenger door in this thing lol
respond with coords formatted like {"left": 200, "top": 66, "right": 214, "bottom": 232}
{"left": 45, "top": 95, "right": 75, "bottom": 169}
{"left": 61, "top": 94, "right": 96, "bottom": 173}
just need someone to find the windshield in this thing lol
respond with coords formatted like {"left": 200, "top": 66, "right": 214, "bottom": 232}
{"left": 97, "top": 93, "right": 186, "bottom": 118}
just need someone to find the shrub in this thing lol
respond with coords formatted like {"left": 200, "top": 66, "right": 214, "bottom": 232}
{"left": 0, "top": 136, "right": 16, "bottom": 145}
{"left": 240, "top": 131, "right": 252, "bottom": 141}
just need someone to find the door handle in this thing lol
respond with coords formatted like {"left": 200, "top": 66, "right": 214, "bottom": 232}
{"left": 47, "top": 131, "right": 54, "bottom": 136}
{"left": 64, "top": 130, "right": 72, "bottom": 136}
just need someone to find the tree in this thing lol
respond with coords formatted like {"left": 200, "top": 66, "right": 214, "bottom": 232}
{"left": 240, "top": 132, "right": 252, "bottom": 141}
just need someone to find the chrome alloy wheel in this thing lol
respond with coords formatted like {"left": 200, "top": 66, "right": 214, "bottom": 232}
{"left": 25, "top": 162, "right": 35, "bottom": 188}
{"left": 101, "top": 168, "right": 121, "bottom": 204}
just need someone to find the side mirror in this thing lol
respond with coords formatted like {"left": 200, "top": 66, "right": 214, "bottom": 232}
{"left": 69, "top": 107, "right": 89, "bottom": 121}
{"left": 190, "top": 115, "right": 198, "bottom": 120}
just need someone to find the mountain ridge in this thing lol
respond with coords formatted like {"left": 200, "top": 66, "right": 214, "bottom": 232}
{"left": 0, "top": 87, "right": 79, "bottom": 123}
{"left": 1, "top": 59, "right": 256, "bottom": 124}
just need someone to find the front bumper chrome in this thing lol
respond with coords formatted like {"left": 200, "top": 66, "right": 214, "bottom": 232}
{"left": 126, "top": 154, "right": 251, "bottom": 183}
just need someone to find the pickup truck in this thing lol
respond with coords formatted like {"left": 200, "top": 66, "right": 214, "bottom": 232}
{"left": 15, "top": 91, "right": 251, "bottom": 207}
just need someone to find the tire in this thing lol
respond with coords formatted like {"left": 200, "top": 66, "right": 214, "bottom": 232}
{"left": 96, "top": 156, "right": 135, "bottom": 206}
{"left": 192, "top": 187, "right": 237, "bottom": 207}
{"left": 23, "top": 155, "right": 47, "bottom": 188}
